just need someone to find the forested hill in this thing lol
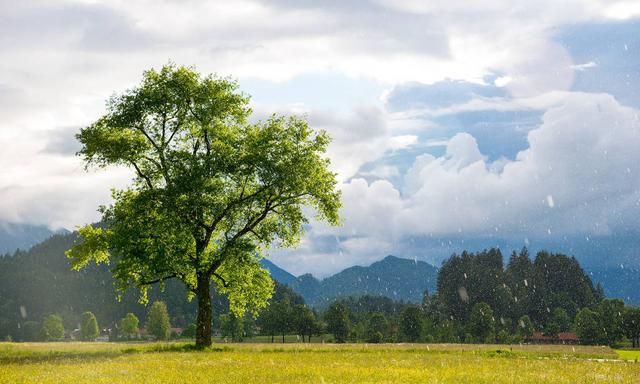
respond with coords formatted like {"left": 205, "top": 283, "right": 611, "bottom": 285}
{"left": 0, "top": 232, "right": 231, "bottom": 340}
{"left": 0, "top": 228, "right": 637, "bottom": 342}
{"left": 288, "top": 256, "right": 439, "bottom": 307}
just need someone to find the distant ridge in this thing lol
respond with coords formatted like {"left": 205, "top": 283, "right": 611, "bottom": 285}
{"left": 277, "top": 255, "right": 439, "bottom": 307}
{"left": 260, "top": 259, "right": 297, "bottom": 286}
{"left": 0, "top": 222, "right": 63, "bottom": 255}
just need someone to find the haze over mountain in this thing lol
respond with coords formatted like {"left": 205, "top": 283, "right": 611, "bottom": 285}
{"left": 286, "top": 256, "right": 438, "bottom": 307}
{"left": 1, "top": 229, "right": 638, "bottom": 312}
{"left": 0, "top": 222, "right": 63, "bottom": 255}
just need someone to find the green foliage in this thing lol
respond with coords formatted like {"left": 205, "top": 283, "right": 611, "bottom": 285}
{"left": 325, "top": 302, "right": 350, "bottom": 343}
{"left": 65, "top": 226, "right": 110, "bottom": 271}
{"left": 146, "top": 301, "right": 171, "bottom": 340}
{"left": 574, "top": 308, "right": 600, "bottom": 345}
{"left": 80, "top": 311, "right": 100, "bottom": 341}
{"left": 365, "top": 312, "right": 389, "bottom": 343}
{"left": 292, "top": 305, "right": 319, "bottom": 342}
{"left": 517, "top": 315, "right": 534, "bottom": 339}
{"left": 596, "top": 299, "right": 625, "bottom": 346}
{"left": 622, "top": 307, "right": 640, "bottom": 348}
{"left": 437, "top": 249, "right": 508, "bottom": 323}
{"left": 66, "top": 63, "right": 341, "bottom": 346}
{"left": 400, "top": 306, "right": 423, "bottom": 342}
{"left": 544, "top": 308, "right": 570, "bottom": 338}
{"left": 219, "top": 314, "right": 244, "bottom": 341}
{"left": 21, "top": 321, "right": 41, "bottom": 342}
{"left": 467, "top": 303, "right": 495, "bottom": 343}
{"left": 437, "top": 248, "right": 600, "bottom": 328}
{"left": 40, "top": 314, "right": 64, "bottom": 341}
{"left": 496, "top": 329, "right": 510, "bottom": 344}
{"left": 182, "top": 323, "right": 196, "bottom": 339}
{"left": 120, "top": 313, "right": 140, "bottom": 338}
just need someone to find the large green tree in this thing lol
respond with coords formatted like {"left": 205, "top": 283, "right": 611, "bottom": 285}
{"left": 400, "top": 306, "right": 423, "bottom": 342}
{"left": 466, "top": 302, "right": 495, "bottom": 343}
{"left": 80, "top": 311, "right": 100, "bottom": 341}
{"left": 120, "top": 313, "right": 140, "bottom": 339}
{"left": 623, "top": 306, "right": 640, "bottom": 348}
{"left": 146, "top": 301, "right": 171, "bottom": 340}
{"left": 325, "top": 302, "right": 350, "bottom": 343}
{"left": 574, "top": 308, "right": 600, "bottom": 345}
{"left": 66, "top": 64, "right": 341, "bottom": 347}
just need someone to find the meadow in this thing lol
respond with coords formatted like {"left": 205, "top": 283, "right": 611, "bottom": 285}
{"left": 0, "top": 342, "right": 638, "bottom": 383}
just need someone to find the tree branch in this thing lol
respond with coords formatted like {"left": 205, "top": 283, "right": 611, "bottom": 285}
{"left": 213, "top": 272, "right": 230, "bottom": 288}
{"left": 208, "top": 183, "right": 273, "bottom": 231}
{"left": 138, "top": 273, "right": 177, "bottom": 286}
{"left": 129, "top": 160, "right": 154, "bottom": 190}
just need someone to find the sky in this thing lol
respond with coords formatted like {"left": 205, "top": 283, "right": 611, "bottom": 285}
{"left": 1, "top": 0, "right": 640, "bottom": 277}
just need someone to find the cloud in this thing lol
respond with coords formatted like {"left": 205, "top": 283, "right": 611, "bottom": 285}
{"left": 402, "top": 92, "right": 640, "bottom": 237}
{"left": 276, "top": 92, "right": 640, "bottom": 275}
{"left": 1, "top": 1, "right": 639, "bottom": 277}
{"left": 385, "top": 80, "right": 507, "bottom": 111}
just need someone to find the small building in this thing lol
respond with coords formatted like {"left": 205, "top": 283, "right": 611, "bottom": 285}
{"left": 526, "top": 332, "right": 579, "bottom": 345}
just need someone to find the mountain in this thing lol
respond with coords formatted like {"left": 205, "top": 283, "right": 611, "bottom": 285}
{"left": 590, "top": 267, "right": 640, "bottom": 305}
{"left": 288, "top": 255, "right": 439, "bottom": 307}
{"left": 0, "top": 222, "right": 62, "bottom": 255}
{"left": 260, "top": 259, "right": 297, "bottom": 286}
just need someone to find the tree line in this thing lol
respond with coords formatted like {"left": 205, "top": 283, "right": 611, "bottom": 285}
{"left": 6, "top": 301, "right": 173, "bottom": 343}
{"left": 240, "top": 248, "right": 640, "bottom": 346}
{"left": 2, "top": 239, "right": 639, "bottom": 347}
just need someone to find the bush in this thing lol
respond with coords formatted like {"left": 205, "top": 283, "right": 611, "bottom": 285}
{"left": 22, "top": 321, "right": 40, "bottom": 341}
{"left": 182, "top": 323, "right": 196, "bottom": 338}
{"left": 40, "top": 315, "right": 64, "bottom": 341}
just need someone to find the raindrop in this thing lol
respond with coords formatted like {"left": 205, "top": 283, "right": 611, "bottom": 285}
{"left": 457, "top": 287, "right": 469, "bottom": 303}
{"left": 19, "top": 306, "right": 27, "bottom": 319}
{"left": 546, "top": 195, "right": 555, "bottom": 208}
{"left": 524, "top": 279, "right": 528, "bottom": 287}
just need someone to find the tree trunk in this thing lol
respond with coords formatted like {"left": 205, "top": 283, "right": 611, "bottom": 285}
{"left": 195, "top": 275, "right": 212, "bottom": 348}
{"left": 282, "top": 333, "right": 285, "bottom": 343}
{"left": 271, "top": 334, "right": 274, "bottom": 343}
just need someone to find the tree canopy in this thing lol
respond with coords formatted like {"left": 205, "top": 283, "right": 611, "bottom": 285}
{"left": 146, "top": 301, "right": 171, "bottom": 341}
{"left": 80, "top": 311, "right": 99, "bottom": 341}
{"left": 66, "top": 64, "right": 341, "bottom": 346}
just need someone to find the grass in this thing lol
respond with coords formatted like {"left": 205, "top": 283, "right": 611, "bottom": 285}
{"left": 0, "top": 342, "right": 638, "bottom": 383}
{"left": 616, "top": 349, "right": 640, "bottom": 361}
